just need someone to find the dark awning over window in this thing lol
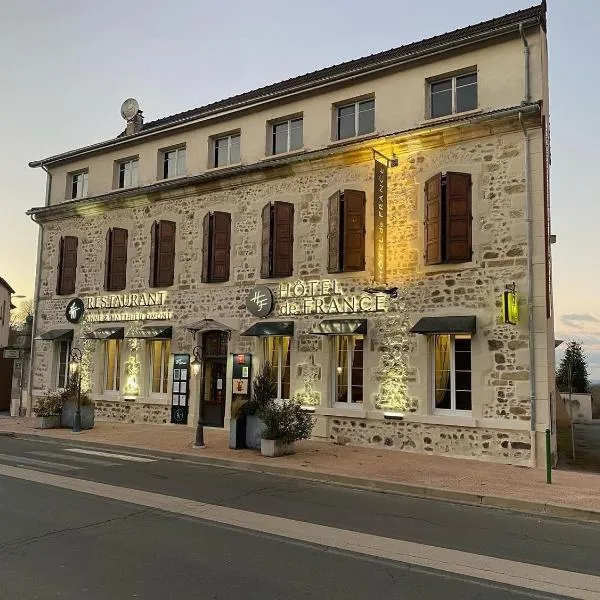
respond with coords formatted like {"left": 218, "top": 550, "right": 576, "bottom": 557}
{"left": 126, "top": 326, "right": 172, "bottom": 340}
{"left": 184, "top": 319, "right": 232, "bottom": 334}
{"left": 83, "top": 327, "right": 125, "bottom": 340}
{"left": 410, "top": 316, "right": 476, "bottom": 335}
{"left": 37, "top": 329, "right": 73, "bottom": 341}
{"left": 241, "top": 321, "right": 294, "bottom": 337}
{"left": 311, "top": 319, "right": 367, "bottom": 335}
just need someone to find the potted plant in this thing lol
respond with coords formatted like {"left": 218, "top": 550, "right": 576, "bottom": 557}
{"left": 259, "top": 400, "right": 314, "bottom": 457}
{"left": 60, "top": 377, "right": 95, "bottom": 430}
{"left": 33, "top": 392, "right": 62, "bottom": 429}
{"left": 244, "top": 363, "right": 276, "bottom": 449}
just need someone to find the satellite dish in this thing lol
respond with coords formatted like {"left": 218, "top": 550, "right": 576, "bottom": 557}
{"left": 120, "top": 98, "right": 140, "bottom": 121}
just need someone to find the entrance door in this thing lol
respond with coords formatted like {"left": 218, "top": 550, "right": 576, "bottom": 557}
{"left": 0, "top": 357, "right": 14, "bottom": 412}
{"left": 202, "top": 358, "right": 226, "bottom": 427}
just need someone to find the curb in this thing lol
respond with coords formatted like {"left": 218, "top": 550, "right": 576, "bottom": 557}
{"left": 2, "top": 430, "right": 600, "bottom": 524}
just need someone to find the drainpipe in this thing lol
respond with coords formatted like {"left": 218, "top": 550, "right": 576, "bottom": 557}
{"left": 26, "top": 162, "right": 51, "bottom": 415}
{"left": 519, "top": 112, "right": 536, "bottom": 467}
{"left": 519, "top": 23, "right": 530, "bottom": 104}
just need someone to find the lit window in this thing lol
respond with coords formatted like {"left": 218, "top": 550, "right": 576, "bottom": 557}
{"left": 214, "top": 134, "right": 240, "bottom": 168}
{"left": 432, "top": 334, "right": 472, "bottom": 413}
{"left": 263, "top": 336, "right": 291, "bottom": 400}
{"left": 162, "top": 147, "right": 186, "bottom": 179}
{"left": 336, "top": 99, "right": 374, "bottom": 140}
{"left": 104, "top": 339, "right": 121, "bottom": 392}
{"left": 430, "top": 72, "right": 477, "bottom": 118}
{"left": 271, "top": 118, "right": 303, "bottom": 154}
{"left": 332, "top": 335, "right": 363, "bottom": 404}
{"left": 117, "top": 158, "right": 139, "bottom": 188}
{"left": 149, "top": 340, "right": 170, "bottom": 395}
{"left": 56, "top": 340, "right": 71, "bottom": 389}
{"left": 70, "top": 171, "right": 88, "bottom": 199}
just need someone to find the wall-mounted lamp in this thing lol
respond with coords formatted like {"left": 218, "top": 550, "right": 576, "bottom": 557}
{"left": 191, "top": 346, "right": 202, "bottom": 378}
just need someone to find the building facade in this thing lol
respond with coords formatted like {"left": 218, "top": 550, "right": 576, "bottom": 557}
{"left": 27, "top": 3, "right": 555, "bottom": 466}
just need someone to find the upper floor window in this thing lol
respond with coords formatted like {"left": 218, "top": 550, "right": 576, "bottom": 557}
{"left": 161, "top": 147, "right": 186, "bottom": 179}
{"left": 201, "top": 211, "right": 231, "bottom": 283}
{"left": 430, "top": 72, "right": 477, "bottom": 118}
{"left": 69, "top": 170, "right": 88, "bottom": 199}
{"left": 117, "top": 158, "right": 139, "bottom": 188}
{"left": 424, "top": 172, "right": 472, "bottom": 265}
{"left": 57, "top": 236, "right": 78, "bottom": 295}
{"left": 431, "top": 334, "right": 472, "bottom": 414}
{"left": 271, "top": 118, "right": 303, "bottom": 154}
{"left": 150, "top": 220, "right": 176, "bottom": 287}
{"left": 261, "top": 202, "right": 294, "bottom": 278}
{"left": 213, "top": 133, "right": 240, "bottom": 168}
{"left": 105, "top": 227, "right": 129, "bottom": 291}
{"left": 336, "top": 99, "right": 374, "bottom": 140}
{"left": 328, "top": 190, "right": 365, "bottom": 273}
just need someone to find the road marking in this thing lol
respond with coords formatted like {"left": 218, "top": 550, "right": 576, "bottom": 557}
{"left": 29, "top": 451, "right": 120, "bottom": 468}
{"left": 0, "top": 463, "right": 598, "bottom": 599}
{"left": 65, "top": 448, "right": 156, "bottom": 463}
{"left": 0, "top": 453, "right": 83, "bottom": 473}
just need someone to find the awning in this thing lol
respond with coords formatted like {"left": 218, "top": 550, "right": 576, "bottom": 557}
{"left": 126, "top": 326, "right": 172, "bottom": 340}
{"left": 184, "top": 319, "right": 232, "bottom": 334}
{"left": 83, "top": 327, "right": 124, "bottom": 340}
{"left": 410, "top": 316, "right": 476, "bottom": 335}
{"left": 37, "top": 328, "right": 73, "bottom": 341}
{"left": 241, "top": 321, "right": 294, "bottom": 337}
{"left": 311, "top": 319, "right": 367, "bottom": 335}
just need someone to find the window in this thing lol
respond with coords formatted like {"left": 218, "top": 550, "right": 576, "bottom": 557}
{"left": 261, "top": 202, "right": 294, "bottom": 278}
{"left": 332, "top": 335, "right": 363, "bottom": 404}
{"left": 424, "top": 172, "right": 472, "bottom": 265}
{"left": 271, "top": 118, "right": 303, "bottom": 154}
{"left": 201, "top": 212, "right": 231, "bottom": 283}
{"left": 149, "top": 340, "right": 170, "bottom": 395}
{"left": 69, "top": 171, "right": 88, "bottom": 199}
{"left": 263, "top": 336, "right": 291, "bottom": 400}
{"left": 0, "top": 300, "right": 5, "bottom": 327}
{"left": 161, "top": 147, "right": 186, "bottom": 179}
{"left": 149, "top": 220, "right": 176, "bottom": 287}
{"left": 213, "top": 134, "right": 240, "bottom": 168}
{"left": 105, "top": 228, "right": 128, "bottom": 291}
{"left": 57, "top": 236, "right": 78, "bottom": 295}
{"left": 56, "top": 340, "right": 71, "bottom": 389}
{"left": 117, "top": 158, "right": 139, "bottom": 188}
{"left": 336, "top": 99, "right": 374, "bottom": 140}
{"left": 328, "top": 190, "right": 366, "bottom": 273}
{"left": 104, "top": 339, "right": 121, "bottom": 392}
{"left": 430, "top": 72, "right": 477, "bottom": 118}
{"left": 431, "top": 334, "right": 471, "bottom": 413}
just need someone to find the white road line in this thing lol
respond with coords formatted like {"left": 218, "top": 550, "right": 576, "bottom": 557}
{"left": 29, "top": 451, "right": 120, "bottom": 468}
{"left": 65, "top": 448, "right": 156, "bottom": 463}
{"left": 0, "top": 453, "right": 83, "bottom": 472}
{"left": 0, "top": 463, "right": 598, "bottom": 599}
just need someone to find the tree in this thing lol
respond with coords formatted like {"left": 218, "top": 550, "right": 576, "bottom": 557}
{"left": 9, "top": 298, "right": 33, "bottom": 331}
{"left": 556, "top": 341, "right": 590, "bottom": 394}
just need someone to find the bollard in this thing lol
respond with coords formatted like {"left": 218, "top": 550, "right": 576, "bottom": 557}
{"left": 545, "top": 428, "right": 552, "bottom": 484}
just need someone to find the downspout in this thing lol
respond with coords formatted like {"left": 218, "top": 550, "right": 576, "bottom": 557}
{"left": 26, "top": 162, "right": 51, "bottom": 414}
{"left": 519, "top": 23, "right": 530, "bottom": 103}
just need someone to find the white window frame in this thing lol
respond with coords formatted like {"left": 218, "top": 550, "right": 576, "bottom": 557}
{"left": 103, "top": 339, "right": 121, "bottom": 394}
{"left": 263, "top": 336, "right": 290, "bottom": 401}
{"left": 271, "top": 118, "right": 303, "bottom": 155}
{"left": 430, "top": 334, "right": 472, "bottom": 415}
{"left": 70, "top": 170, "right": 88, "bottom": 199}
{"left": 117, "top": 157, "right": 139, "bottom": 188}
{"left": 335, "top": 99, "right": 374, "bottom": 140}
{"left": 331, "top": 335, "right": 364, "bottom": 406}
{"left": 56, "top": 340, "right": 71, "bottom": 390}
{"left": 213, "top": 134, "right": 240, "bottom": 168}
{"left": 429, "top": 71, "right": 477, "bottom": 118}
{"left": 148, "top": 340, "right": 170, "bottom": 397}
{"left": 161, "top": 146, "right": 186, "bottom": 179}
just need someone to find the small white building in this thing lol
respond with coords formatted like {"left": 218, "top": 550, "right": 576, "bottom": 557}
{"left": 0, "top": 277, "right": 15, "bottom": 349}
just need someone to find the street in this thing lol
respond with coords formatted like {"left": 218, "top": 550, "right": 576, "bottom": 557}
{"left": 0, "top": 436, "right": 599, "bottom": 599}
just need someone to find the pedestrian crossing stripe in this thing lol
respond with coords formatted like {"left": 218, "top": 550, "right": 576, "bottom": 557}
{"left": 65, "top": 448, "right": 156, "bottom": 463}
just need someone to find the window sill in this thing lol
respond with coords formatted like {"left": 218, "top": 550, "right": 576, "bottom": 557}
{"left": 421, "top": 260, "right": 478, "bottom": 274}
{"left": 327, "top": 131, "right": 378, "bottom": 147}
{"left": 159, "top": 174, "right": 187, "bottom": 182}
{"left": 315, "top": 405, "right": 367, "bottom": 419}
{"left": 208, "top": 162, "right": 242, "bottom": 172}
{"left": 419, "top": 108, "right": 482, "bottom": 126}
{"left": 262, "top": 149, "right": 306, "bottom": 162}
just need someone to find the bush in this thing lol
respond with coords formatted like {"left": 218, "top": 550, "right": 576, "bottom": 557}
{"left": 260, "top": 400, "right": 314, "bottom": 444}
{"left": 245, "top": 362, "right": 276, "bottom": 416}
{"left": 60, "top": 377, "right": 93, "bottom": 407}
{"left": 33, "top": 392, "right": 63, "bottom": 417}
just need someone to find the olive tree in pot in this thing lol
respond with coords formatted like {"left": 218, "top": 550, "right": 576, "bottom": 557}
{"left": 60, "top": 378, "right": 95, "bottom": 430}
{"left": 259, "top": 400, "right": 314, "bottom": 457}
{"left": 33, "top": 392, "right": 63, "bottom": 429}
{"left": 244, "top": 363, "right": 276, "bottom": 449}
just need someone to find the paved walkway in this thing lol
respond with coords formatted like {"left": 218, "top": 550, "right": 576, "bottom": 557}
{"left": 1, "top": 418, "right": 599, "bottom": 519}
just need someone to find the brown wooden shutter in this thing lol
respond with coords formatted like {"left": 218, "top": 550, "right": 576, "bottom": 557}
{"left": 57, "top": 236, "right": 78, "bottom": 295}
{"left": 261, "top": 203, "right": 272, "bottom": 278}
{"left": 104, "top": 229, "right": 112, "bottom": 291}
{"left": 149, "top": 221, "right": 158, "bottom": 287}
{"left": 327, "top": 191, "right": 341, "bottom": 273}
{"left": 201, "top": 213, "right": 210, "bottom": 283}
{"left": 210, "top": 212, "right": 231, "bottom": 282}
{"left": 445, "top": 172, "right": 472, "bottom": 262}
{"left": 156, "top": 220, "right": 176, "bottom": 287}
{"left": 424, "top": 174, "right": 442, "bottom": 265}
{"left": 272, "top": 202, "right": 294, "bottom": 277}
{"left": 107, "top": 228, "right": 128, "bottom": 291}
{"left": 342, "top": 189, "right": 366, "bottom": 272}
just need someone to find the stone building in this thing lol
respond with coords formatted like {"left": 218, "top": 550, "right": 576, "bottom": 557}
{"left": 27, "top": 3, "right": 555, "bottom": 466}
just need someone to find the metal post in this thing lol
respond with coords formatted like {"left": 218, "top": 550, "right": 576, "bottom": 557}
{"left": 545, "top": 428, "right": 552, "bottom": 484}
{"left": 192, "top": 346, "right": 205, "bottom": 448}
{"left": 72, "top": 371, "right": 82, "bottom": 433}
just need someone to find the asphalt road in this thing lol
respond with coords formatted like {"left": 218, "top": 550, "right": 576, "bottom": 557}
{"left": 0, "top": 435, "right": 598, "bottom": 599}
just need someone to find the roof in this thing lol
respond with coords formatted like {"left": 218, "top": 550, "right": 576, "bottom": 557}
{"left": 29, "top": 3, "right": 546, "bottom": 168}
{"left": 0, "top": 277, "right": 15, "bottom": 295}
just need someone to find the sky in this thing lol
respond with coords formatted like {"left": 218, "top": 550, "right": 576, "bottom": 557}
{"left": 0, "top": 0, "right": 598, "bottom": 378}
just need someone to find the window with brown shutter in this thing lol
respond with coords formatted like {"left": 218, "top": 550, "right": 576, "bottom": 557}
{"left": 57, "top": 236, "right": 78, "bottom": 295}
{"left": 105, "top": 228, "right": 128, "bottom": 291}
{"left": 261, "top": 202, "right": 294, "bottom": 278}
{"left": 150, "top": 220, "right": 176, "bottom": 288}
{"left": 328, "top": 190, "right": 366, "bottom": 273}
{"left": 201, "top": 212, "right": 231, "bottom": 283}
{"left": 424, "top": 172, "right": 472, "bottom": 265}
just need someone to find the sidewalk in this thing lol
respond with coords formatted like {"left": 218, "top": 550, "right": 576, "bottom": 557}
{"left": 1, "top": 417, "right": 600, "bottom": 521}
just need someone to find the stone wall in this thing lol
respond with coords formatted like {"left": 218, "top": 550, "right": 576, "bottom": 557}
{"left": 94, "top": 400, "right": 170, "bottom": 424}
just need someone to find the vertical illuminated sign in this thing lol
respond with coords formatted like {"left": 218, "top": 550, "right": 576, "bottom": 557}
{"left": 373, "top": 158, "right": 388, "bottom": 285}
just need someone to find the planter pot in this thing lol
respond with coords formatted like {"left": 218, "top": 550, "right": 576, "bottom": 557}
{"left": 35, "top": 415, "right": 61, "bottom": 429}
{"left": 61, "top": 399, "right": 95, "bottom": 430}
{"left": 245, "top": 414, "right": 266, "bottom": 450}
{"left": 260, "top": 439, "right": 294, "bottom": 457}
{"left": 229, "top": 416, "right": 247, "bottom": 449}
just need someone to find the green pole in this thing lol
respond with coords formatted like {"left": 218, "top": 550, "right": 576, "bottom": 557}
{"left": 545, "top": 428, "right": 552, "bottom": 484}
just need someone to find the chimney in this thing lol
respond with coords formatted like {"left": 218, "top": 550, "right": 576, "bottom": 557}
{"left": 125, "top": 110, "right": 144, "bottom": 136}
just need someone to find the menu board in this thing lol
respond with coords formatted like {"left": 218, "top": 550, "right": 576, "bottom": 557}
{"left": 171, "top": 354, "right": 190, "bottom": 424}
{"left": 231, "top": 353, "right": 252, "bottom": 397}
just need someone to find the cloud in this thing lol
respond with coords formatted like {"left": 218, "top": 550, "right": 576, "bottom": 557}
{"left": 560, "top": 313, "right": 600, "bottom": 330}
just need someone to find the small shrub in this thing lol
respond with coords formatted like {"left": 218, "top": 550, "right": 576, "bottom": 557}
{"left": 245, "top": 362, "right": 276, "bottom": 416}
{"left": 60, "top": 377, "right": 93, "bottom": 407}
{"left": 33, "top": 392, "right": 63, "bottom": 417}
{"left": 260, "top": 400, "right": 314, "bottom": 444}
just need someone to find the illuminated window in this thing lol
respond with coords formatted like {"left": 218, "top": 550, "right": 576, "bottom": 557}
{"left": 332, "top": 335, "right": 363, "bottom": 404}
{"left": 117, "top": 158, "right": 139, "bottom": 188}
{"left": 69, "top": 170, "right": 88, "bottom": 199}
{"left": 56, "top": 340, "right": 71, "bottom": 389}
{"left": 263, "top": 336, "right": 291, "bottom": 400}
{"left": 429, "top": 72, "right": 477, "bottom": 118}
{"left": 161, "top": 147, "right": 186, "bottom": 179}
{"left": 431, "top": 334, "right": 471, "bottom": 413}
{"left": 271, "top": 118, "right": 303, "bottom": 154}
{"left": 336, "top": 99, "right": 374, "bottom": 140}
{"left": 149, "top": 340, "right": 170, "bottom": 395}
{"left": 104, "top": 339, "right": 121, "bottom": 392}
{"left": 213, "top": 133, "right": 240, "bottom": 168}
